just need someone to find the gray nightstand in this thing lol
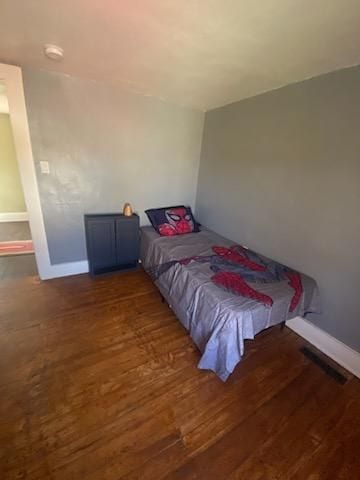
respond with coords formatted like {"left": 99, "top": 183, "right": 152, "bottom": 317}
{"left": 84, "top": 213, "right": 140, "bottom": 275}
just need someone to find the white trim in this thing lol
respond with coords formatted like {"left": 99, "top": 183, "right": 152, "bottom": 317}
{"left": 1, "top": 64, "right": 88, "bottom": 280}
{"left": 41, "top": 260, "right": 89, "bottom": 280}
{"left": 0, "top": 63, "right": 56, "bottom": 279}
{"left": 0, "top": 211, "right": 29, "bottom": 222}
{"left": 286, "top": 317, "right": 360, "bottom": 379}
{"left": 0, "top": 93, "right": 9, "bottom": 113}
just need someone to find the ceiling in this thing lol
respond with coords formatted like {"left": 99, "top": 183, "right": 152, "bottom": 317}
{"left": 1, "top": 0, "right": 360, "bottom": 111}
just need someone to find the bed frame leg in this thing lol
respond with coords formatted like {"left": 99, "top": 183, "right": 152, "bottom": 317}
{"left": 280, "top": 321, "right": 286, "bottom": 331}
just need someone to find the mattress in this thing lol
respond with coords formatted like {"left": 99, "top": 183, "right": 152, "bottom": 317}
{"left": 140, "top": 226, "right": 320, "bottom": 381}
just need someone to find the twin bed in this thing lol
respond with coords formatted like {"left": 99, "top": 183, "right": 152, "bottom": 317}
{"left": 140, "top": 224, "right": 320, "bottom": 381}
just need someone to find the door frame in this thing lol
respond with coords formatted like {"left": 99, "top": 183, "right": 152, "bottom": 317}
{"left": 0, "top": 63, "right": 52, "bottom": 279}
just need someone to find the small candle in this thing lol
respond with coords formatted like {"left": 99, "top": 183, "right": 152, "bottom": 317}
{"left": 123, "top": 203, "right": 133, "bottom": 216}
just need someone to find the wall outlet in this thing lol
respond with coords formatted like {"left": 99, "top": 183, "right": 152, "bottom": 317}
{"left": 39, "top": 161, "right": 50, "bottom": 174}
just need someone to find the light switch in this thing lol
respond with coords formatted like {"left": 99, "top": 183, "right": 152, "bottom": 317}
{"left": 40, "top": 161, "right": 50, "bottom": 174}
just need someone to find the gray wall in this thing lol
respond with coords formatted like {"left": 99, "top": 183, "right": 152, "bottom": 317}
{"left": 196, "top": 65, "right": 360, "bottom": 352}
{"left": 23, "top": 68, "right": 204, "bottom": 264}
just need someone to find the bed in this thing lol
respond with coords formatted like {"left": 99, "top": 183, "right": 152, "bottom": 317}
{"left": 140, "top": 226, "right": 320, "bottom": 381}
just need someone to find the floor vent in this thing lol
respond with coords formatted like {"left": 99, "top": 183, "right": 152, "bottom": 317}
{"left": 300, "top": 346, "right": 347, "bottom": 385}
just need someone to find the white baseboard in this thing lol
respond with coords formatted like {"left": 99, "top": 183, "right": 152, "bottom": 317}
{"left": 286, "top": 317, "right": 360, "bottom": 379}
{"left": 0, "top": 211, "right": 29, "bottom": 222}
{"left": 41, "top": 260, "right": 89, "bottom": 280}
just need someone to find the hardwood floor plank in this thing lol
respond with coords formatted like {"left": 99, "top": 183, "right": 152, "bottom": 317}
{"left": 290, "top": 378, "right": 360, "bottom": 479}
{"left": 227, "top": 369, "right": 344, "bottom": 478}
{"left": 0, "top": 269, "right": 359, "bottom": 480}
{"left": 164, "top": 366, "right": 328, "bottom": 480}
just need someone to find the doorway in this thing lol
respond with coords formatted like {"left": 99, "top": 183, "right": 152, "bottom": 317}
{"left": 0, "top": 63, "right": 54, "bottom": 281}
{"left": 0, "top": 80, "right": 37, "bottom": 279}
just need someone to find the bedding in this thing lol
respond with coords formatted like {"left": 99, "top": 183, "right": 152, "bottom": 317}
{"left": 140, "top": 226, "right": 320, "bottom": 381}
{"left": 145, "top": 206, "right": 199, "bottom": 236}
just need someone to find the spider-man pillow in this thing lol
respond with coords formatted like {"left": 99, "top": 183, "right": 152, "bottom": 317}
{"left": 145, "top": 206, "right": 199, "bottom": 236}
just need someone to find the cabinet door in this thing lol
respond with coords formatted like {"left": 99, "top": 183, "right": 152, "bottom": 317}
{"left": 115, "top": 217, "right": 139, "bottom": 265}
{"left": 86, "top": 217, "right": 117, "bottom": 272}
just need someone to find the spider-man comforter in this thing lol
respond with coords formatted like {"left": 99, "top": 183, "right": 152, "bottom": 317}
{"left": 140, "top": 226, "right": 320, "bottom": 381}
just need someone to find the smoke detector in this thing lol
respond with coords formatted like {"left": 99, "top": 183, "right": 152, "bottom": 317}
{"left": 44, "top": 44, "right": 64, "bottom": 61}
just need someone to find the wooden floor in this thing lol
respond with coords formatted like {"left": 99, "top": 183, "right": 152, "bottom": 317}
{"left": 0, "top": 269, "right": 359, "bottom": 479}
